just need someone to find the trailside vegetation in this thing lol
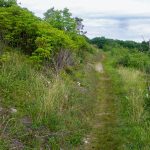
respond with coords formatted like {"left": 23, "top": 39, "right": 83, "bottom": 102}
{"left": 91, "top": 37, "right": 150, "bottom": 73}
{"left": 0, "top": 0, "right": 150, "bottom": 149}
{"left": 0, "top": 3, "right": 93, "bottom": 68}
{"left": 102, "top": 38, "right": 150, "bottom": 149}
{"left": 0, "top": 1, "right": 98, "bottom": 149}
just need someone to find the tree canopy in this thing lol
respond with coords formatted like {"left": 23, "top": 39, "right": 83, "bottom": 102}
{"left": 44, "top": 7, "right": 77, "bottom": 33}
{"left": 0, "top": 0, "right": 17, "bottom": 7}
{"left": 91, "top": 37, "right": 149, "bottom": 52}
{"left": 44, "top": 7, "right": 86, "bottom": 35}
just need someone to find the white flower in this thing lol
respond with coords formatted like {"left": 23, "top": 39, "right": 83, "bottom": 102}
{"left": 77, "top": 82, "right": 81, "bottom": 86}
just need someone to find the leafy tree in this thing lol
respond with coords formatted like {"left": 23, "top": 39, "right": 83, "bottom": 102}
{"left": 91, "top": 36, "right": 149, "bottom": 53}
{"left": 44, "top": 7, "right": 77, "bottom": 33}
{"left": 141, "top": 41, "right": 149, "bottom": 52}
{"left": 91, "top": 37, "right": 107, "bottom": 49}
{"left": 0, "top": 0, "right": 17, "bottom": 7}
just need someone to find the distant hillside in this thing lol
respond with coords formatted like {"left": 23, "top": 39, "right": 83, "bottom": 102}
{"left": 91, "top": 37, "right": 149, "bottom": 52}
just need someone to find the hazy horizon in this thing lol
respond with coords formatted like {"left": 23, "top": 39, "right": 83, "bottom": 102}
{"left": 19, "top": 0, "right": 150, "bottom": 41}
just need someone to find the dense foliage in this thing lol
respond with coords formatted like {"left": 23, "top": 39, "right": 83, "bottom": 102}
{"left": 109, "top": 45, "right": 150, "bottom": 73}
{"left": 0, "top": 3, "right": 93, "bottom": 68}
{"left": 44, "top": 7, "right": 77, "bottom": 33}
{"left": 91, "top": 37, "right": 150, "bottom": 73}
{"left": 0, "top": 6, "right": 39, "bottom": 53}
{"left": 0, "top": 2, "right": 97, "bottom": 149}
{"left": 44, "top": 7, "right": 86, "bottom": 35}
{"left": 91, "top": 37, "right": 149, "bottom": 52}
{"left": 1, "top": 1, "right": 149, "bottom": 149}
{"left": 0, "top": 0, "right": 17, "bottom": 7}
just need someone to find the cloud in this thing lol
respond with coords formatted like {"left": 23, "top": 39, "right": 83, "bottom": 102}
{"left": 82, "top": 11, "right": 150, "bottom": 40}
{"left": 84, "top": 15, "right": 150, "bottom": 41}
{"left": 19, "top": 0, "right": 150, "bottom": 41}
{"left": 84, "top": 14, "right": 150, "bottom": 20}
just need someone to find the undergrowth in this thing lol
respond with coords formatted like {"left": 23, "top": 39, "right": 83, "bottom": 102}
{"left": 118, "top": 67, "right": 150, "bottom": 149}
{"left": 105, "top": 52, "right": 150, "bottom": 150}
{"left": 0, "top": 50, "right": 101, "bottom": 149}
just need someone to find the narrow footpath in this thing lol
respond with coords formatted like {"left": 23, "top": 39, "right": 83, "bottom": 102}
{"left": 82, "top": 61, "right": 122, "bottom": 150}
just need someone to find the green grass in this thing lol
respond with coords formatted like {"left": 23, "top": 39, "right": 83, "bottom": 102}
{"left": 0, "top": 50, "right": 101, "bottom": 149}
{"left": 118, "top": 67, "right": 150, "bottom": 149}
{"left": 103, "top": 53, "right": 150, "bottom": 150}
{"left": 1, "top": 48, "right": 149, "bottom": 149}
{"left": 83, "top": 60, "right": 123, "bottom": 150}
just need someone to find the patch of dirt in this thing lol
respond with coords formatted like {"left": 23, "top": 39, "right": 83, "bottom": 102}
{"left": 10, "top": 139, "right": 24, "bottom": 150}
{"left": 95, "top": 63, "right": 104, "bottom": 73}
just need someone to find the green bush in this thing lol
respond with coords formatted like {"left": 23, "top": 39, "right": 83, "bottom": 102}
{"left": 0, "top": 5, "right": 93, "bottom": 65}
{"left": 108, "top": 46, "right": 150, "bottom": 73}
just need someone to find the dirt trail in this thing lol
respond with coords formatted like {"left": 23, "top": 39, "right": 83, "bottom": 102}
{"left": 95, "top": 63, "right": 104, "bottom": 73}
{"left": 81, "top": 62, "right": 121, "bottom": 150}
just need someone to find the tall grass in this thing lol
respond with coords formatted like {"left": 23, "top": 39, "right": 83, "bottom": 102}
{"left": 118, "top": 67, "right": 146, "bottom": 122}
{"left": 0, "top": 51, "right": 100, "bottom": 149}
{"left": 0, "top": 52, "right": 47, "bottom": 116}
{"left": 118, "top": 67, "right": 150, "bottom": 149}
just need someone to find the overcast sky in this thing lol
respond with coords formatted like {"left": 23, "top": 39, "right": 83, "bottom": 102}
{"left": 19, "top": 0, "right": 150, "bottom": 41}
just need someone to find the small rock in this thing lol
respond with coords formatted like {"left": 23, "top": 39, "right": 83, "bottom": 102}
{"left": 64, "top": 95, "right": 68, "bottom": 99}
{"left": 47, "top": 81, "right": 50, "bottom": 85}
{"left": 83, "top": 138, "right": 90, "bottom": 144}
{"left": 10, "top": 139, "right": 24, "bottom": 150}
{"left": 10, "top": 108, "right": 17, "bottom": 113}
{"left": 21, "top": 116, "right": 32, "bottom": 127}
{"left": 84, "top": 140, "right": 88, "bottom": 144}
{"left": 79, "top": 87, "right": 87, "bottom": 93}
{"left": 95, "top": 63, "right": 104, "bottom": 73}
